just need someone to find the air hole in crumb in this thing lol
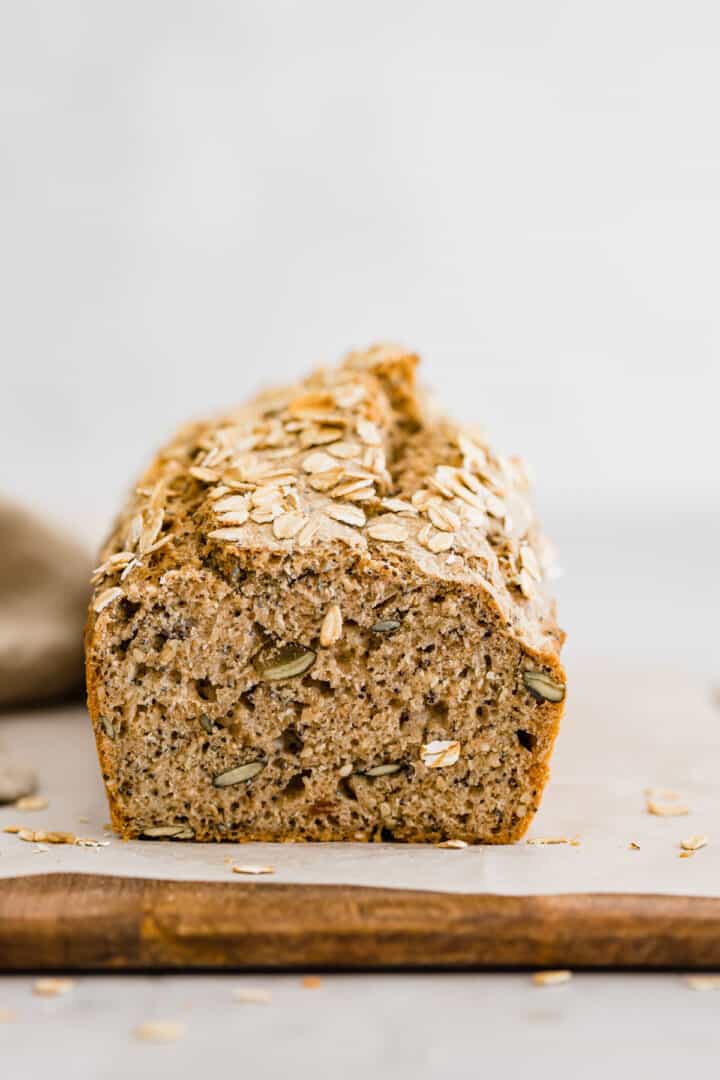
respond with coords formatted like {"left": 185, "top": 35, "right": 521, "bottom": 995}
{"left": 152, "top": 633, "right": 167, "bottom": 651}
{"left": 307, "top": 678, "right": 333, "bottom": 697}
{"left": 195, "top": 678, "right": 217, "bottom": 702}
{"left": 282, "top": 773, "right": 307, "bottom": 800}
{"left": 516, "top": 729, "right": 536, "bottom": 751}
{"left": 338, "top": 777, "right": 358, "bottom": 802}
{"left": 240, "top": 689, "right": 256, "bottom": 712}
{"left": 119, "top": 599, "right": 141, "bottom": 621}
{"left": 279, "top": 727, "right": 304, "bottom": 754}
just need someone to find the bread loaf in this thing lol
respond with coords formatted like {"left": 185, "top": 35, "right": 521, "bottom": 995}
{"left": 86, "top": 345, "right": 565, "bottom": 843}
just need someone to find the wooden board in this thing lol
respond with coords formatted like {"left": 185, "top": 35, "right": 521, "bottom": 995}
{"left": 1, "top": 874, "right": 719, "bottom": 970}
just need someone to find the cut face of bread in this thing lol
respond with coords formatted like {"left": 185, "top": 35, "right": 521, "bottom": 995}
{"left": 86, "top": 345, "right": 565, "bottom": 843}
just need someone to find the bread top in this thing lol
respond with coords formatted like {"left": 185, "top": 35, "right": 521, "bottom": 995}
{"left": 91, "top": 345, "right": 564, "bottom": 658}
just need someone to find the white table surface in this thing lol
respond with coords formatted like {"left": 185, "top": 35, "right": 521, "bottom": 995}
{"left": 2, "top": 509, "right": 719, "bottom": 1078}
{"left": 2, "top": 971, "right": 719, "bottom": 1080}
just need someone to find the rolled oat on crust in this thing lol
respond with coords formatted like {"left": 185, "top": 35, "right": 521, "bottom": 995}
{"left": 85, "top": 344, "right": 565, "bottom": 843}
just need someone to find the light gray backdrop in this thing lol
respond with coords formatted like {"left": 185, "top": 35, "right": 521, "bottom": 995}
{"left": 2, "top": 1, "right": 718, "bottom": 673}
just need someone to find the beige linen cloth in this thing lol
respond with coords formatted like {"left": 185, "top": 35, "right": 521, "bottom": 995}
{"left": 0, "top": 500, "right": 90, "bottom": 800}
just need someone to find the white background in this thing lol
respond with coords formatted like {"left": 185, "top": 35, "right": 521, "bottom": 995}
{"left": 1, "top": 3, "right": 719, "bottom": 659}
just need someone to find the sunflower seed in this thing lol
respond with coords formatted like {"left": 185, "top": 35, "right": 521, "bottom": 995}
{"left": 141, "top": 825, "right": 193, "bottom": 838}
{"left": 319, "top": 605, "right": 343, "bottom": 647}
{"left": 362, "top": 763, "right": 402, "bottom": 777}
{"left": 371, "top": 619, "right": 401, "bottom": 634}
{"left": 213, "top": 762, "right": 265, "bottom": 787}
{"left": 199, "top": 713, "right": 214, "bottom": 734}
{"left": 99, "top": 715, "right": 115, "bottom": 739}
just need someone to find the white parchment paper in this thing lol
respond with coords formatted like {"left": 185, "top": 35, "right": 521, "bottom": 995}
{"left": 1, "top": 662, "right": 718, "bottom": 895}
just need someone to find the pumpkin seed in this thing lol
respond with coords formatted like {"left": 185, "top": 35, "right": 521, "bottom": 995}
{"left": 523, "top": 670, "right": 566, "bottom": 703}
{"left": 255, "top": 644, "right": 316, "bottom": 681}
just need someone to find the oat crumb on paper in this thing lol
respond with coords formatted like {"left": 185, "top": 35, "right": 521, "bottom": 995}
{"left": 233, "top": 988, "right": 273, "bottom": 1004}
{"left": 686, "top": 975, "right": 720, "bottom": 991}
{"left": 532, "top": 970, "right": 572, "bottom": 987}
{"left": 437, "top": 838, "right": 468, "bottom": 849}
{"left": 526, "top": 837, "right": 580, "bottom": 846}
{"left": 302, "top": 976, "right": 322, "bottom": 989}
{"left": 232, "top": 864, "right": 275, "bottom": 875}
{"left": 33, "top": 978, "right": 75, "bottom": 997}
{"left": 680, "top": 835, "right": 708, "bottom": 852}
{"left": 645, "top": 788, "right": 689, "bottom": 817}
{"left": 3, "top": 825, "right": 21, "bottom": 834}
{"left": 134, "top": 1021, "right": 185, "bottom": 1043}
{"left": 628, "top": 841, "right": 641, "bottom": 850}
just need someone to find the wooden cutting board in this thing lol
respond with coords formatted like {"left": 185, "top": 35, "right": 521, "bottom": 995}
{"left": 2, "top": 873, "right": 719, "bottom": 970}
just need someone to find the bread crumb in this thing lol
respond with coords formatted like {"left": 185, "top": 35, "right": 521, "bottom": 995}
{"left": 628, "top": 841, "right": 641, "bottom": 850}
{"left": 232, "top": 989, "right": 272, "bottom": 1004}
{"left": 33, "top": 978, "right": 75, "bottom": 997}
{"left": 134, "top": 1021, "right": 185, "bottom": 1043}
{"left": 532, "top": 970, "right": 572, "bottom": 987}
{"left": 302, "top": 976, "right": 322, "bottom": 989}
{"left": 437, "top": 839, "right": 468, "bottom": 849}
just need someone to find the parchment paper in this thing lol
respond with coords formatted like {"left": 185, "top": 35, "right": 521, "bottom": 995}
{"left": 1, "top": 662, "right": 718, "bottom": 895}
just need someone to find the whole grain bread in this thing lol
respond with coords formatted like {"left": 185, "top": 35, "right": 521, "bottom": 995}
{"left": 85, "top": 345, "right": 566, "bottom": 843}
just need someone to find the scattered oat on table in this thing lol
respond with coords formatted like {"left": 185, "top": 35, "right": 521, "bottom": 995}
{"left": 232, "top": 864, "right": 275, "bottom": 876}
{"left": 17, "top": 829, "right": 76, "bottom": 845}
{"left": 526, "top": 837, "right": 580, "bottom": 846}
{"left": 628, "top": 841, "right": 641, "bottom": 850}
{"left": 680, "top": 835, "right": 708, "bottom": 852}
{"left": 134, "top": 1021, "right": 185, "bottom": 1043}
{"left": 33, "top": 978, "right": 74, "bottom": 997}
{"left": 437, "top": 839, "right": 468, "bottom": 849}
{"left": 302, "top": 976, "right": 322, "bottom": 989}
{"left": 645, "top": 788, "right": 689, "bottom": 817}
{"left": 686, "top": 975, "right": 720, "bottom": 991}
{"left": 3, "top": 825, "right": 21, "bottom": 834}
{"left": 232, "top": 988, "right": 273, "bottom": 1004}
{"left": 14, "top": 795, "right": 48, "bottom": 812}
{"left": 532, "top": 970, "right": 572, "bottom": 987}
